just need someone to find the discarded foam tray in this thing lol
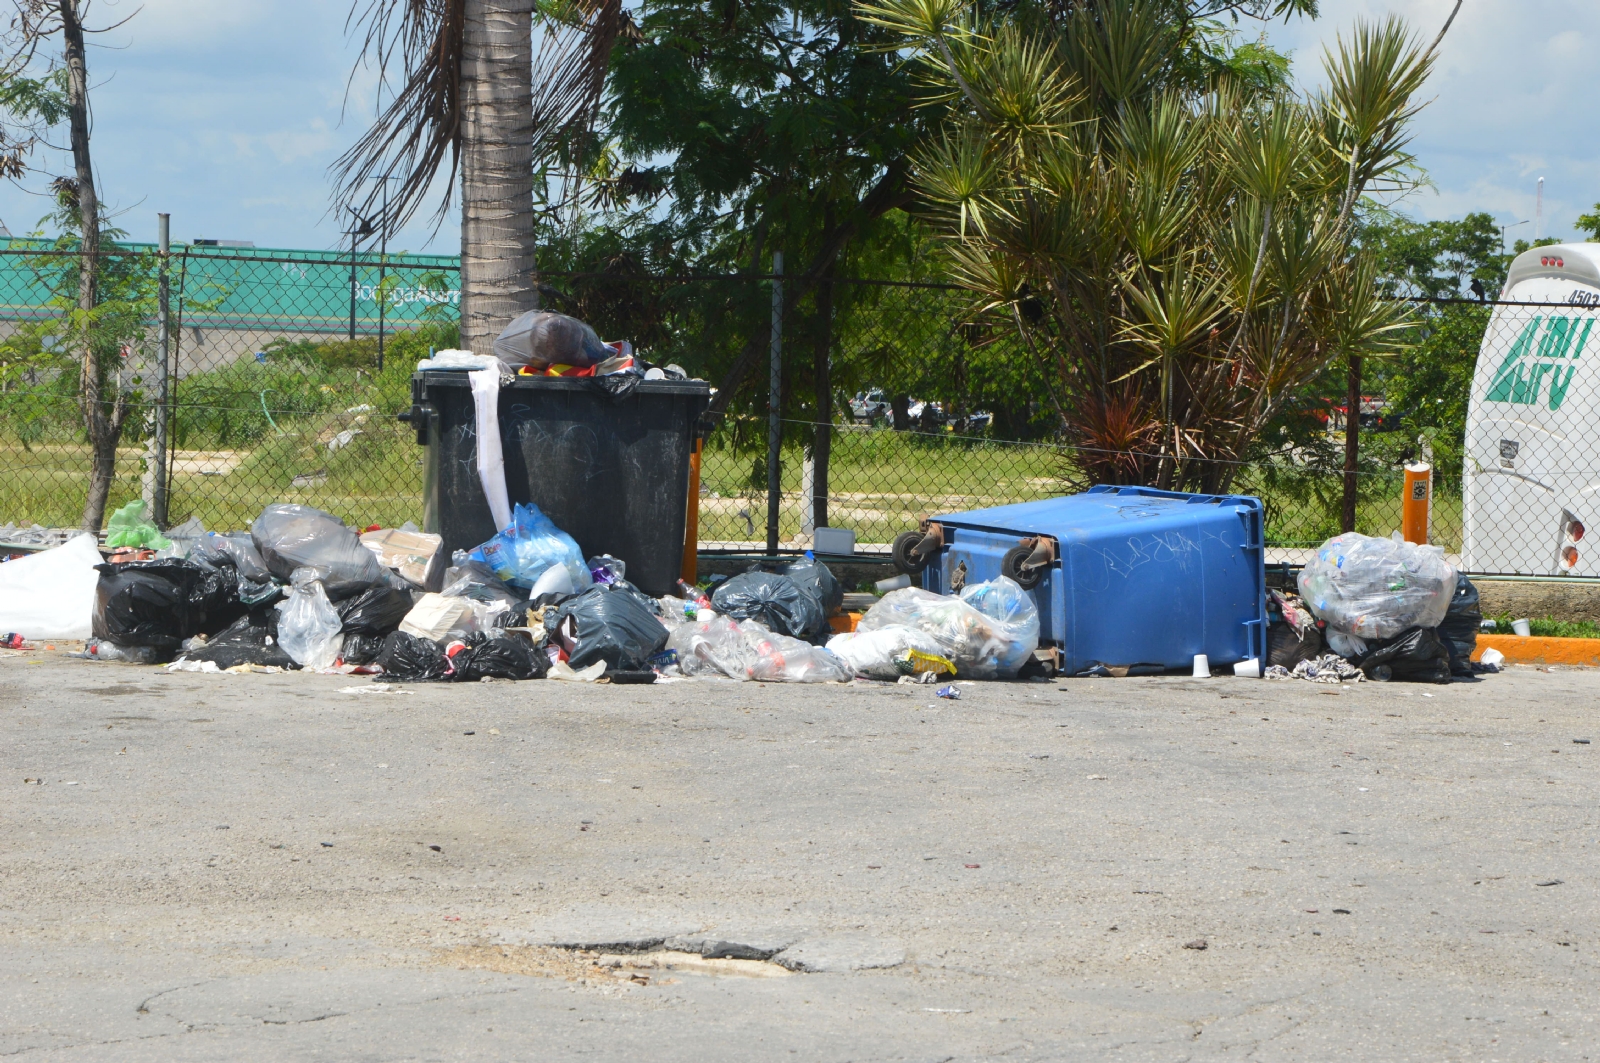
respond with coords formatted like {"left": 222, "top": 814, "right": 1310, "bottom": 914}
{"left": 605, "top": 669, "right": 657, "bottom": 684}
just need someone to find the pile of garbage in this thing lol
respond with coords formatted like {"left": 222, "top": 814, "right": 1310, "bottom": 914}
{"left": 1, "top": 496, "right": 1042, "bottom": 686}
{"left": 1268, "top": 532, "right": 1485, "bottom": 684}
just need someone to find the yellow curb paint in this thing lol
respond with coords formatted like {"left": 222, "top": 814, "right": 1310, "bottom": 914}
{"left": 1474, "top": 633, "right": 1600, "bottom": 667}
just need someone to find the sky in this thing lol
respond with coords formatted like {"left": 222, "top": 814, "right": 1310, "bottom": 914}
{"left": 0, "top": 0, "right": 1593, "bottom": 255}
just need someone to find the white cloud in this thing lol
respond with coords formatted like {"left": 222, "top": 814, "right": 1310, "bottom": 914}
{"left": 0, "top": 0, "right": 451, "bottom": 252}
{"left": 1262, "top": 1, "right": 1600, "bottom": 237}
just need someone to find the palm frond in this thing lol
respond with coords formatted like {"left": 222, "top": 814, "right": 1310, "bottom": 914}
{"left": 332, "top": 0, "right": 624, "bottom": 233}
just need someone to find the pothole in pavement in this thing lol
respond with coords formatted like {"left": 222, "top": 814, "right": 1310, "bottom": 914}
{"left": 440, "top": 945, "right": 791, "bottom": 988}
{"left": 449, "top": 928, "right": 906, "bottom": 983}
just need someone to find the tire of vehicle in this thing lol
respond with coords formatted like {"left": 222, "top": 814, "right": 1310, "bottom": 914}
{"left": 892, "top": 530, "right": 933, "bottom": 574}
{"left": 1001, "top": 545, "right": 1045, "bottom": 590}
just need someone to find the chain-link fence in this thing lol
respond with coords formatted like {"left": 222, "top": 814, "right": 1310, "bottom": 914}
{"left": 0, "top": 243, "right": 457, "bottom": 533}
{"left": 2, "top": 246, "right": 1579, "bottom": 577}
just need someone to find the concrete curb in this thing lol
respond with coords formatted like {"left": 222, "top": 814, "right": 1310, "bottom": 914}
{"left": 1473, "top": 634, "right": 1600, "bottom": 666}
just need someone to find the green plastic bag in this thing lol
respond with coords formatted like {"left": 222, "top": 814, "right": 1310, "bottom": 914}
{"left": 104, "top": 500, "right": 172, "bottom": 550}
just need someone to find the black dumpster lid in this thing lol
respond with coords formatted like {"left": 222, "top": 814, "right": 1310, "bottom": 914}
{"left": 414, "top": 369, "right": 710, "bottom": 396}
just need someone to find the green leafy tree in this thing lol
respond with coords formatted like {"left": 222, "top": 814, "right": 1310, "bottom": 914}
{"left": 601, "top": 0, "right": 947, "bottom": 523}
{"left": 1360, "top": 211, "right": 1509, "bottom": 490}
{"left": 1574, "top": 204, "right": 1600, "bottom": 241}
{"left": 0, "top": 0, "right": 138, "bottom": 530}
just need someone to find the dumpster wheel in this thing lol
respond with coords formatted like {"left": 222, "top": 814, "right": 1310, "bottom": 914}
{"left": 1002, "top": 542, "right": 1050, "bottom": 590}
{"left": 892, "top": 530, "right": 939, "bottom": 574}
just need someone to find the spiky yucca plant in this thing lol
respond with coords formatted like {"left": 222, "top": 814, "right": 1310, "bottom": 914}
{"left": 855, "top": 0, "right": 1434, "bottom": 491}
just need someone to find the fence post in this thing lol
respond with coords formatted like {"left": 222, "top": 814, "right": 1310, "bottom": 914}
{"left": 811, "top": 271, "right": 834, "bottom": 535}
{"left": 800, "top": 449, "right": 814, "bottom": 535}
{"left": 1341, "top": 354, "right": 1361, "bottom": 533}
{"left": 766, "top": 252, "right": 783, "bottom": 555}
{"left": 151, "top": 212, "right": 171, "bottom": 526}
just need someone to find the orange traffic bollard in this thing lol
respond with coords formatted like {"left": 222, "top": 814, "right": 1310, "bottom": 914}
{"left": 680, "top": 438, "right": 703, "bottom": 584}
{"left": 1401, "top": 462, "right": 1431, "bottom": 545}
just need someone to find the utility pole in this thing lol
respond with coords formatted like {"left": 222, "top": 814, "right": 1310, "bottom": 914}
{"left": 345, "top": 209, "right": 374, "bottom": 341}
{"left": 766, "top": 252, "right": 783, "bottom": 555}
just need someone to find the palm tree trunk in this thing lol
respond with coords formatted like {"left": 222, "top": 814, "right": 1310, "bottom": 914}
{"left": 459, "top": 0, "right": 539, "bottom": 355}
{"left": 60, "top": 0, "right": 121, "bottom": 533}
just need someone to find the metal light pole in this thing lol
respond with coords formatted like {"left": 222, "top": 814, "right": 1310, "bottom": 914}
{"left": 1501, "top": 219, "right": 1529, "bottom": 256}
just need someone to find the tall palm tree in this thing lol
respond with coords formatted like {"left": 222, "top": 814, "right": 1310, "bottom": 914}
{"left": 335, "top": 0, "right": 622, "bottom": 354}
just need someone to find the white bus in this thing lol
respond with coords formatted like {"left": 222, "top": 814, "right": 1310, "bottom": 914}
{"left": 1463, "top": 243, "right": 1600, "bottom": 574}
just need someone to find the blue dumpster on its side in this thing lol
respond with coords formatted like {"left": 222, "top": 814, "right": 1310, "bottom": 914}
{"left": 919, "top": 485, "right": 1266, "bottom": 676}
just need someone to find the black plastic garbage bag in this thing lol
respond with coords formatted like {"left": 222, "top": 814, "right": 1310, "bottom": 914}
{"left": 712, "top": 570, "right": 823, "bottom": 640}
{"left": 783, "top": 558, "right": 842, "bottom": 619}
{"left": 440, "top": 560, "right": 524, "bottom": 605}
{"left": 373, "top": 630, "right": 451, "bottom": 681}
{"left": 251, "top": 503, "right": 385, "bottom": 598}
{"left": 176, "top": 611, "right": 297, "bottom": 670}
{"left": 336, "top": 582, "right": 415, "bottom": 634}
{"left": 592, "top": 365, "right": 644, "bottom": 402}
{"left": 608, "top": 578, "right": 662, "bottom": 615}
{"left": 93, "top": 559, "right": 242, "bottom": 652}
{"left": 1438, "top": 574, "right": 1481, "bottom": 677}
{"left": 341, "top": 632, "right": 387, "bottom": 666}
{"left": 547, "top": 585, "right": 668, "bottom": 671}
{"left": 1355, "top": 626, "right": 1452, "bottom": 683}
{"left": 1267, "top": 620, "right": 1323, "bottom": 668}
{"left": 190, "top": 532, "right": 271, "bottom": 581}
{"left": 452, "top": 633, "right": 547, "bottom": 681}
{"left": 190, "top": 532, "right": 281, "bottom": 606}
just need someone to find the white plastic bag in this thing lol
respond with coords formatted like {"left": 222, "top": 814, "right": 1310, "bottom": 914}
{"left": 0, "top": 534, "right": 101, "bottom": 639}
{"left": 416, "top": 349, "right": 499, "bottom": 371}
{"left": 530, "top": 563, "right": 575, "bottom": 599}
{"left": 666, "top": 614, "right": 752, "bottom": 679}
{"left": 1298, "top": 533, "right": 1457, "bottom": 640}
{"left": 826, "top": 626, "right": 950, "bottom": 680}
{"left": 855, "top": 575, "right": 1039, "bottom": 679}
{"left": 275, "top": 570, "right": 344, "bottom": 670}
{"left": 1324, "top": 628, "right": 1368, "bottom": 658}
{"left": 741, "top": 621, "right": 853, "bottom": 683}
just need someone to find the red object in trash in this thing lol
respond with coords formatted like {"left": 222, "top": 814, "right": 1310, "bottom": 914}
{"left": 1, "top": 633, "right": 24, "bottom": 649}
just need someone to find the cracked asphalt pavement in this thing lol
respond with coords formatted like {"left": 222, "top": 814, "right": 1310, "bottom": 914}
{"left": 3, "top": 655, "right": 1598, "bottom": 1060}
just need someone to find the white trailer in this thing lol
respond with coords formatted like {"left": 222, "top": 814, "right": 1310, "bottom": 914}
{"left": 1463, "top": 243, "right": 1600, "bottom": 574}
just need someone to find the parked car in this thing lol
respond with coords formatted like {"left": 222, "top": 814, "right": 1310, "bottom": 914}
{"left": 850, "top": 389, "right": 891, "bottom": 424}
{"left": 950, "top": 410, "right": 992, "bottom": 434}
{"left": 907, "top": 399, "right": 946, "bottom": 430}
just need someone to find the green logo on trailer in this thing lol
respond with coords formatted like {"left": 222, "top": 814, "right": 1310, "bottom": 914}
{"left": 1486, "top": 316, "right": 1595, "bottom": 409}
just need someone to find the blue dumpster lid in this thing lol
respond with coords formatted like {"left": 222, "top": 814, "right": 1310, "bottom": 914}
{"left": 932, "top": 485, "right": 1261, "bottom": 535}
